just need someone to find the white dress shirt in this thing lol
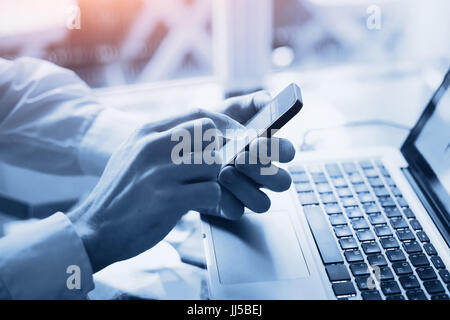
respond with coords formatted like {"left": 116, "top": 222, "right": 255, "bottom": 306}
{"left": 0, "top": 57, "right": 144, "bottom": 299}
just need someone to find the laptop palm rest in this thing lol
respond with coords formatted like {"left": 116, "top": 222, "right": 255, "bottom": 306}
{"left": 209, "top": 211, "right": 310, "bottom": 285}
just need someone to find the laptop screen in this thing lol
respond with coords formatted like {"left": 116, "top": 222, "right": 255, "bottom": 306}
{"left": 401, "top": 68, "right": 450, "bottom": 242}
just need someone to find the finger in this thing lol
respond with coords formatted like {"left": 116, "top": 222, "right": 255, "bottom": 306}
{"left": 222, "top": 91, "right": 272, "bottom": 124}
{"left": 219, "top": 187, "right": 245, "bottom": 220}
{"left": 235, "top": 152, "right": 292, "bottom": 192}
{"left": 199, "top": 186, "right": 245, "bottom": 220}
{"left": 175, "top": 181, "right": 221, "bottom": 211}
{"left": 248, "top": 137, "right": 296, "bottom": 164}
{"left": 144, "top": 118, "right": 220, "bottom": 164}
{"left": 218, "top": 166, "right": 271, "bottom": 213}
{"left": 157, "top": 160, "right": 222, "bottom": 184}
{"left": 151, "top": 108, "right": 244, "bottom": 133}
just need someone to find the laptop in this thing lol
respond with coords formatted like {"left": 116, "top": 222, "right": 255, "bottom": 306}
{"left": 201, "top": 68, "right": 450, "bottom": 300}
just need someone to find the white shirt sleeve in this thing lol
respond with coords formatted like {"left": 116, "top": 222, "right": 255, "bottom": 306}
{"left": 0, "top": 57, "right": 147, "bottom": 298}
{"left": 0, "top": 212, "right": 94, "bottom": 299}
{"left": 0, "top": 57, "right": 145, "bottom": 176}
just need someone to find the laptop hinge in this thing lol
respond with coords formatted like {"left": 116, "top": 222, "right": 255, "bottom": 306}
{"left": 402, "top": 167, "right": 450, "bottom": 247}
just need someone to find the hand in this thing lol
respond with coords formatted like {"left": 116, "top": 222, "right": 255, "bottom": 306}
{"left": 139, "top": 91, "right": 296, "bottom": 220}
{"left": 211, "top": 91, "right": 296, "bottom": 220}
{"left": 68, "top": 118, "right": 222, "bottom": 272}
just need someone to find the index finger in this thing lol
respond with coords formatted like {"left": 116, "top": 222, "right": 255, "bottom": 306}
{"left": 247, "top": 137, "right": 296, "bottom": 164}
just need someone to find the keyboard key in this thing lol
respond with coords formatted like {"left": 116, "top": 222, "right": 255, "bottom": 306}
{"left": 303, "top": 206, "right": 344, "bottom": 264}
{"left": 386, "top": 249, "right": 406, "bottom": 262}
{"left": 329, "top": 214, "right": 347, "bottom": 226}
{"left": 355, "top": 276, "right": 373, "bottom": 290}
{"left": 390, "top": 186, "right": 402, "bottom": 196}
{"left": 362, "top": 241, "right": 381, "bottom": 254}
{"left": 438, "top": 269, "right": 450, "bottom": 283}
{"left": 356, "top": 229, "right": 375, "bottom": 242}
{"left": 289, "top": 165, "right": 305, "bottom": 173}
{"left": 339, "top": 237, "right": 358, "bottom": 250}
{"left": 380, "top": 236, "right": 399, "bottom": 249}
{"left": 325, "top": 264, "right": 351, "bottom": 281}
{"left": 325, "top": 203, "right": 342, "bottom": 214}
{"left": 385, "top": 177, "right": 396, "bottom": 186}
{"left": 374, "top": 187, "right": 390, "bottom": 197}
{"left": 325, "top": 163, "right": 343, "bottom": 178}
{"left": 359, "top": 160, "right": 373, "bottom": 169}
{"left": 332, "top": 178, "right": 348, "bottom": 188}
{"left": 334, "top": 225, "right": 353, "bottom": 238}
{"left": 423, "top": 280, "right": 445, "bottom": 294}
{"left": 358, "top": 193, "right": 374, "bottom": 203}
{"left": 363, "top": 168, "right": 378, "bottom": 178}
{"left": 361, "top": 290, "right": 382, "bottom": 300}
{"left": 351, "top": 218, "right": 369, "bottom": 230}
{"left": 416, "top": 231, "right": 430, "bottom": 243}
{"left": 396, "top": 229, "right": 415, "bottom": 241}
{"left": 423, "top": 243, "right": 437, "bottom": 256}
{"left": 431, "top": 294, "right": 449, "bottom": 300}
{"left": 367, "top": 254, "right": 388, "bottom": 267}
{"left": 392, "top": 262, "right": 413, "bottom": 275}
{"left": 386, "top": 295, "right": 405, "bottom": 300}
{"left": 368, "top": 178, "right": 384, "bottom": 187}
{"left": 406, "top": 289, "right": 427, "bottom": 300}
{"left": 409, "top": 219, "right": 422, "bottom": 230}
{"left": 390, "top": 217, "right": 408, "bottom": 229}
{"left": 431, "top": 256, "right": 446, "bottom": 269}
{"left": 332, "top": 281, "right": 356, "bottom": 296}
{"left": 349, "top": 173, "right": 364, "bottom": 184}
{"left": 403, "top": 240, "right": 422, "bottom": 254}
{"left": 298, "top": 192, "right": 319, "bottom": 205}
{"left": 416, "top": 266, "right": 437, "bottom": 280}
{"left": 350, "top": 262, "right": 370, "bottom": 276}
{"left": 363, "top": 203, "right": 381, "bottom": 214}
{"left": 403, "top": 207, "right": 415, "bottom": 218}
{"left": 368, "top": 213, "right": 386, "bottom": 225}
{"left": 344, "top": 250, "right": 364, "bottom": 263}
{"left": 409, "top": 253, "right": 429, "bottom": 267}
{"left": 342, "top": 198, "right": 358, "bottom": 207}
{"left": 376, "top": 164, "right": 390, "bottom": 177}
{"left": 379, "top": 266, "right": 394, "bottom": 280}
{"left": 399, "top": 275, "right": 420, "bottom": 289}
{"left": 379, "top": 196, "right": 396, "bottom": 207}
{"left": 320, "top": 193, "right": 337, "bottom": 204}
{"left": 345, "top": 207, "right": 363, "bottom": 218}
{"left": 396, "top": 196, "right": 408, "bottom": 207}
{"left": 307, "top": 165, "right": 323, "bottom": 174}
{"left": 336, "top": 188, "right": 352, "bottom": 197}
{"left": 316, "top": 183, "right": 332, "bottom": 193}
{"left": 312, "top": 174, "right": 328, "bottom": 184}
{"left": 384, "top": 207, "right": 402, "bottom": 218}
{"left": 381, "top": 281, "right": 401, "bottom": 295}
{"left": 291, "top": 172, "right": 309, "bottom": 182}
{"left": 295, "top": 182, "right": 313, "bottom": 192}
{"left": 374, "top": 225, "right": 393, "bottom": 237}
{"left": 342, "top": 162, "right": 358, "bottom": 173}
{"left": 354, "top": 184, "right": 369, "bottom": 193}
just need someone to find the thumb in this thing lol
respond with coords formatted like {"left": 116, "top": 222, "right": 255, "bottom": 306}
{"left": 150, "top": 108, "right": 243, "bottom": 133}
{"left": 222, "top": 90, "right": 272, "bottom": 124}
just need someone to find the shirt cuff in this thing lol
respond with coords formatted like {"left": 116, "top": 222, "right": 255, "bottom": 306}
{"left": 0, "top": 212, "right": 94, "bottom": 299}
{"left": 77, "top": 108, "right": 145, "bottom": 176}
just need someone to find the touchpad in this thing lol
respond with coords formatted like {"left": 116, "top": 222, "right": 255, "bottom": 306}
{"left": 209, "top": 211, "right": 310, "bottom": 285}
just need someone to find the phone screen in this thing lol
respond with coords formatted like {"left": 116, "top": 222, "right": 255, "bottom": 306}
{"left": 220, "top": 83, "right": 303, "bottom": 166}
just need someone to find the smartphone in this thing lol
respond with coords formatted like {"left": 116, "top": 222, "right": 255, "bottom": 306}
{"left": 221, "top": 83, "right": 303, "bottom": 166}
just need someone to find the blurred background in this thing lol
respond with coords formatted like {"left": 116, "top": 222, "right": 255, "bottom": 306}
{"left": 1, "top": 0, "right": 449, "bottom": 89}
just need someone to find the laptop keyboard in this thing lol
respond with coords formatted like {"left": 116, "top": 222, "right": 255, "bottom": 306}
{"left": 289, "top": 159, "right": 450, "bottom": 300}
